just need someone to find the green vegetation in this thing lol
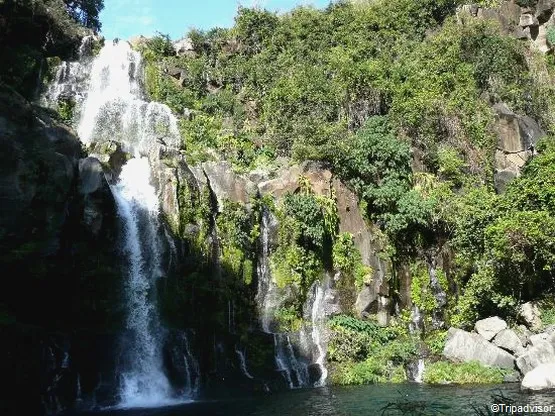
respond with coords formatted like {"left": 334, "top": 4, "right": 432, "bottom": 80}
{"left": 333, "top": 233, "right": 372, "bottom": 290}
{"left": 424, "top": 330, "right": 448, "bottom": 356}
{"left": 270, "top": 178, "right": 335, "bottom": 298}
{"left": 274, "top": 306, "right": 303, "bottom": 332}
{"left": 547, "top": 26, "right": 555, "bottom": 47}
{"left": 56, "top": 97, "right": 76, "bottom": 124}
{"left": 539, "top": 298, "right": 555, "bottom": 327}
{"left": 328, "top": 315, "right": 418, "bottom": 385}
{"left": 137, "top": 0, "right": 555, "bottom": 339}
{"left": 216, "top": 199, "right": 259, "bottom": 284}
{"left": 63, "top": 0, "right": 105, "bottom": 31}
{"left": 423, "top": 361, "right": 509, "bottom": 384}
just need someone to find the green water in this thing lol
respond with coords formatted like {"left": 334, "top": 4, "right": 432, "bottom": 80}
{"left": 76, "top": 383, "right": 555, "bottom": 415}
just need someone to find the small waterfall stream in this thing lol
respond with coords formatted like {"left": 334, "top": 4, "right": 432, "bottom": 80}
{"left": 235, "top": 347, "right": 254, "bottom": 380}
{"left": 302, "top": 276, "right": 330, "bottom": 387}
{"left": 255, "top": 208, "right": 331, "bottom": 389}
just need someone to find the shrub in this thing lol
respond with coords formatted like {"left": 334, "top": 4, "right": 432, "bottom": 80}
{"left": 332, "top": 233, "right": 371, "bottom": 289}
{"left": 327, "top": 314, "right": 418, "bottom": 385}
{"left": 423, "top": 361, "right": 508, "bottom": 384}
{"left": 57, "top": 97, "right": 75, "bottom": 124}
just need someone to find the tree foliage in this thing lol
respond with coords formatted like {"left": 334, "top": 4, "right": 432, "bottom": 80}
{"left": 138, "top": 1, "right": 555, "bottom": 329}
{"left": 63, "top": 0, "right": 104, "bottom": 31}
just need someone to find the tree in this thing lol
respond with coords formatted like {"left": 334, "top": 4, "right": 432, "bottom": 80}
{"left": 63, "top": 0, "right": 104, "bottom": 32}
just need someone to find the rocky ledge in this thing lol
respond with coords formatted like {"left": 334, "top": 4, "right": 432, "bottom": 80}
{"left": 443, "top": 310, "right": 555, "bottom": 391}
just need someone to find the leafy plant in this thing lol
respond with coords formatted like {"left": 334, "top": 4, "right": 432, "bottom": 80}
{"left": 56, "top": 97, "right": 75, "bottom": 124}
{"left": 423, "top": 360, "right": 509, "bottom": 384}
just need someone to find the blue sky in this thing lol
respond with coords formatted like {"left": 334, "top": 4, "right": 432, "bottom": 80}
{"left": 100, "top": 0, "right": 330, "bottom": 40}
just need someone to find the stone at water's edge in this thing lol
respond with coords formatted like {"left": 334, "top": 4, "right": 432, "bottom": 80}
{"left": 475, "top": 316, "right": 508, "bottom": 341}
{"left": 516, "top": 333, "right": 555, "bottom": 375}
{"left": 443, "top": 328, "right": 516, "bottom": 369}
{"left": 492, "top": 329, "right": 526, "bottom": 357}
{"left": 519, "top": 301, "right": 543, "bottom": 331}
{"left": 521, "top": 363, "right": 555, "bottom": 391}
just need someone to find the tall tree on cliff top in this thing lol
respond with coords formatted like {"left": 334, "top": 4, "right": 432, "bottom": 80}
{"left": 64, "top": 0, "right": 104, "bottom": 32}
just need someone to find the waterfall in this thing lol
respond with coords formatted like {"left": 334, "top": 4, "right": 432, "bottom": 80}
{"left": 255, "top": 208, "right": 315, "bottom": 389}
{"left": 415, "top": 359, "right": 425, "bottom": 383}
{"left": 53, "top": 40, "right": 191, "bottom": 408}
{"left": 41, "top": 35, "right": 96, "bottom": 113}
{"left": 407, "top": 358, "right": 426, "bottom": 383}
{"left": 409, "top": 305, "right": 424, "bottom": 334}
{"left": 75, "top": 40, "right": 180, "bottom": 156}
{"left": 235, "top": 347, "right": 254, "bottom": 380}
{"left": 304, "top": 277, "right": 330, "bottom": 387}
{"left": 255, "top": 208, "right": 278, "bottom": 333}
{"left": 111, "top": 157, "right": 175, "bottom": 408}
{"left": 76, "top": 374, "right": 83, "bottom": 403}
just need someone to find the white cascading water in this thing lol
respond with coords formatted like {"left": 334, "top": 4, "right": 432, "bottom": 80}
{"left": 256, "top": 208, "right": 324, "bottom": 389}
{"left": 235, "top": 347, "right": 254, "bottom": 380}
{"left": 255, "top": 209, "right": 278, "bottom": 333}
{"left": 77, "top": 41, "right": 180, "bottom": 155}
{"left": 41, "top": 35, "right": 97, "bottom": 113}
{"left": 111, "top": 157, "right": 173, "bottom": 408}
{"left": 49, "top": 40, "right": 195, "bottom": 407}
{"left": 415, "top": 359, "right": 425, "bottom": 383}
{"left": 302, "top": 277, "right": 330, "bottom": 387}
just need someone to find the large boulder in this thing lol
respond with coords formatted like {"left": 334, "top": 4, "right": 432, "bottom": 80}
{"left": 521, "top": 363, "right": 555, "bottom": 390}
{"left": 333, "top": 179, "right": 389, "bottom": 319}
{"left": 520, "top": 13, "right": 540, "bottom": 27}
{"left": 493, "top": 103, "right": 545, "bottom": 192}
{"left": 519, "top": 302, "right": 543, "bottom": 331}
{"left": 200, "top": 161, "right": 256, "bottom": 210}
{"left": 493, "top": 329, "right": 527, "bottom": 356}
{"left": 535, "top": 0, "right": 555, "bottom": 24}
{"left": 258, "top": 162, "right": 333, "bottom": 198}
{"left": 443, "top": 328, "right": 516, "bottom": 369}
{"left": 173, "top": 37, "right": 195, "bottom": 57}
{"left": 529, "top": 326, "right": 555, "bottom": 346}
{"left": 516, "top": 333, "right": 555, "bottom": 375}
{"left": 78, "top": 157, "right": 103, "bottom": 194}
{"left": 475, "top": 317, "right": 508, "bottom": 341}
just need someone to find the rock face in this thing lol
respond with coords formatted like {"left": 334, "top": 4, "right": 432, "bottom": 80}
{"left": 443, "top": 328, "right": 516, "bottom": 369}
{"left": 201, "top": 161, "right": 256, "bottom": 209}
{"left": 516, "top": 333, "right": 555, "bottom": 375}
{"left": 475, "top": 316, "right": 508, "bottom": 341}
{"left": 258, "top": 162, "right": 333, "bottom": 198}
{"left": 519, "top": 301, "right": 543, "bottom": 331}
{"left": 173, "top": 37, "right": 195, "bottom": 57}
{"left": 0, "top": 0, "right": 86, "bottom": 99}
{"left": 78, "top": 157, "right": 113, "bottom": 236}
{"left": 1, "top": 84, "right": 122, "bottom": 415}
{"left": 459, "top": 0, "right": 555, "bottom": 54}
{"left": 493, "top": 329, "right": 527, "bottom": 356}
{"left": 493, "top": 103, "right": 545, "bottom": 192}
{"left": 521, "top": 363, "right": 555, "bottom": 390}
{"left": 333, "top": 179, "right": 390, "bottom": 322}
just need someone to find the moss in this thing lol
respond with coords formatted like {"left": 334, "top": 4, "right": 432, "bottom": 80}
{"left": 410, "top": 262, "right": 437, "bottom": 315}
{"left": 423, "top": 360, "right": 508, "bottom": 384}
{"left": 274, "top": 306, "right": 303, "bottom": 332}
{"left": 332, "top": 232, "right": 372, "bottom": 290}
{"left": 56, "top": 97, "right": 75, "bottom": 124}
{"left": 539, "top": 298, "right": 555, "bottom": 327}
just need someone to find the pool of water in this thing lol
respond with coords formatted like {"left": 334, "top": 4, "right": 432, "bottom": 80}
{"left": 73, "top": 383, "right": 555, "bottom": 416}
